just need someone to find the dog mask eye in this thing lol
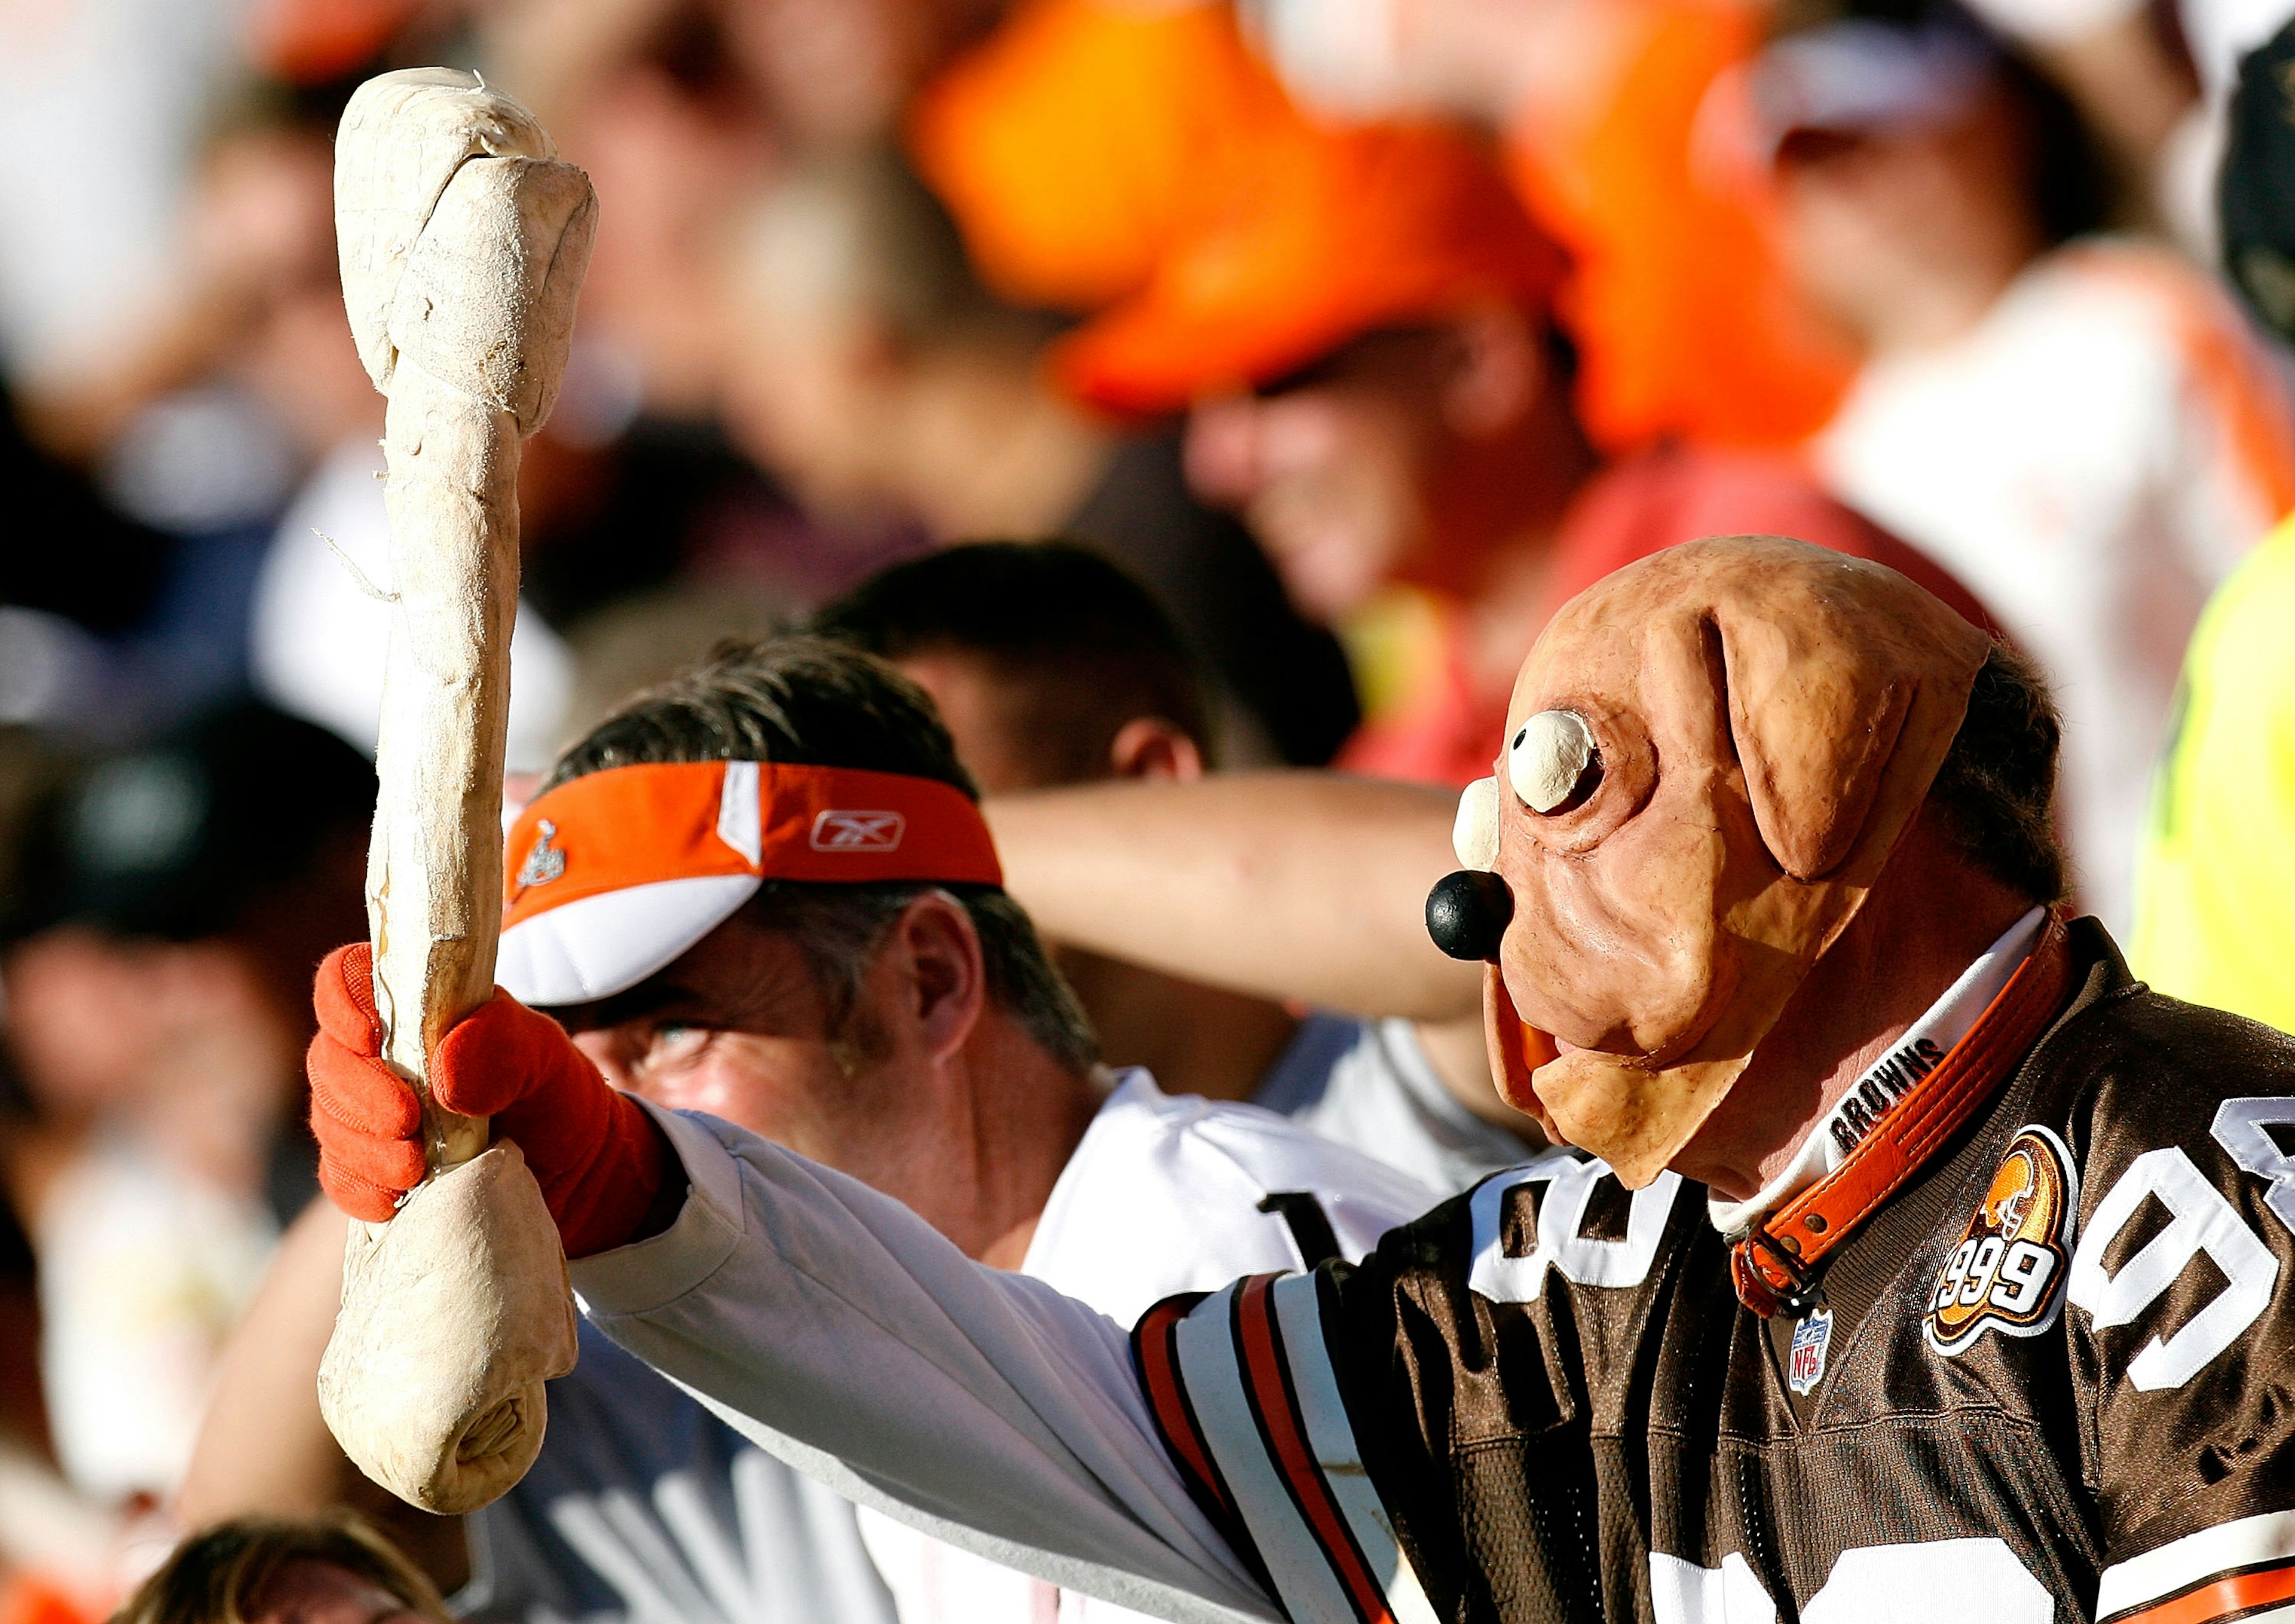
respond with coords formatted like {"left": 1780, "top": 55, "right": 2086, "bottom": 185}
{"left": 1508, "top": 709, "right": 1599, "bottom": 813}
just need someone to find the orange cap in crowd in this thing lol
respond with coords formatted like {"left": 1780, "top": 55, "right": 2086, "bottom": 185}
{"left": 916, "top": 0, "right": 1847, "bottom": 450}
{"left": 1053, "top": 117, "right": 1568, "bottom": 417}
{"left": 249, "top": 0, "right": 421, "bottom": 82}
{"left": 908, "top": 0, "right": 1298, "bottom": 312}
{"left": 497, "top": 761, "right": 1003, "bottom": 1007}
{"left": 914, "top": 0, "right": 1563, "bottom": 418}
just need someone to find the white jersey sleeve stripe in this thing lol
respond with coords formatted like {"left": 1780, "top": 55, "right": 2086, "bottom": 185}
{"left": 2098, "top": 1508, "right": 2295, "bottom": 1620}
{"left": 1268, "top": 1273, "right": 1440, "bottom": 1624}
{"left": 1173, "top": 1283, "right": 1363, "bottom": 1623}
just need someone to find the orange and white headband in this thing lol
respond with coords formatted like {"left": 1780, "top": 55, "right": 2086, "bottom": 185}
{"left": 495, "top": 760, "right": 1003, "bottom": 1007}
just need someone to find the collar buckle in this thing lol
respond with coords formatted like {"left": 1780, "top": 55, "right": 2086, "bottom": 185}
{"left": 1734, "top": 1222, "right": 1822, "bottom": 1319}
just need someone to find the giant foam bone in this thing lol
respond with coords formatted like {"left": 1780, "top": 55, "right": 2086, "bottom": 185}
{"left": 315, "top": 68, "right": 593, "bottom": 1515}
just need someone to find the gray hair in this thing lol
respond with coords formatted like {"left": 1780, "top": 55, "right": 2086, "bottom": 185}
{"left": 544, "top": 636, "right": 1098, "bottom": 1072}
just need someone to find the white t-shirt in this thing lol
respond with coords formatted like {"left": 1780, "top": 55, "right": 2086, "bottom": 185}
{"left": 0, "top": 0, "right": 243, "bottom": 381}
{"left": 1252, "top": 1014, "right": 1532, "bottom": 1197}
{"left": 857, "top": 1074, "right": 1434, "bottom": 1624}
{"left": 463, "top": 1073, "right": 1436, "bottom": 1624}
{"left": 1814, "top": 240, "right": 2294, "bottom": 934}
{"left": 456, "top": 1322, "right": 899, "bottom": 1624}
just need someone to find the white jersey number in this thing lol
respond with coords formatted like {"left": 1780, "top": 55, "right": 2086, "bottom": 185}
{"left": 1651, "top": 1539, "right": 2049, "bottom": 1623}
{"left": 1468, "top": 1158, "right": 1681, "bottom": 1302}
{"left": 2211, "top": 1096, "right": 2295, "bottom": 1238}
{"left": 2068, "top": 1147, "right": 2279, "bottom": 1391}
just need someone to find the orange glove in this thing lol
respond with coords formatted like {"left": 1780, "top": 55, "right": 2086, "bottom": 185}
{"left": 307, "top": 942, "right": 672, "bottom": 1257}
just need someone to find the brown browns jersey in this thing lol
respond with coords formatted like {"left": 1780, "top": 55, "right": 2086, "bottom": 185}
{"left": 1134, "top": 921, "right": 2295, "bottom": 1623}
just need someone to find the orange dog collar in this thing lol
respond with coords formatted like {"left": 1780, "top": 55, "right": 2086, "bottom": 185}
{"left": 496, "top": 760, "right": 1003, "bottom": 1006}
{"left": 1731, "top": 915, "right": 2074, "bottom": 1317}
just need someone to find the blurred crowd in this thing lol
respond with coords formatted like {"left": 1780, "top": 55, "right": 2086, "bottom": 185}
{"left": 6, "top": 0, "right": 2295, "bottom": 1613}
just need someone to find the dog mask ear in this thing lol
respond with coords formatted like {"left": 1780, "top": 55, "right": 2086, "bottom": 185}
{"left": 1716, "top": 565, "right": 1964, "bottom": 885}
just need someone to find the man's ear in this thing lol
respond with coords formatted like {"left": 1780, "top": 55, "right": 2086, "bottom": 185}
{"left": 1440, "top": 301, "right": 1543, "bottom": 440}
{"left": 1107, "top": 717, "right": 1205, "bottom": 783}
{"left": 893, "top": 891, "right": 988, "bottom": 1066}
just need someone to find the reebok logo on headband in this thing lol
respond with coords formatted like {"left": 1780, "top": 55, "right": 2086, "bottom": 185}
{"left": 812, "top": 809, "right": 905, "bottom": 852}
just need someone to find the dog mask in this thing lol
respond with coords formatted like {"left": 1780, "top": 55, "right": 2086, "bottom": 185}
{"left": 1443, "top": 536, "right": 1990, "bottom": 1188}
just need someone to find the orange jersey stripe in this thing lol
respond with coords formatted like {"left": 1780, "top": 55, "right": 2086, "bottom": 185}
{"left": 1233, "top": 1277, "right": 1396, "bottom": 1624}
{"left": 2116, "top": 1561, "right": 2295, "bottom": 1624}
{"left": 1134, "top": 1298, "right": 1232, "bottom": 1522}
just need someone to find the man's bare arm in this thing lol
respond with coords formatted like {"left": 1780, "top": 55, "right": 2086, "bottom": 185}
{"left": 175, "top": 1200, "right": 470, "bottom": 1590}
{"left": 986, "top": 773, "right": 1479, "bottom": 1024}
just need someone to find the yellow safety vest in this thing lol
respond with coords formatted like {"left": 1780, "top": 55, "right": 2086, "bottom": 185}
{"left": 2131, "top": 513, "right": 2295, "bottom": 1033}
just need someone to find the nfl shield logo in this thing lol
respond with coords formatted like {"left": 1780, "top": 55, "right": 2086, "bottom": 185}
{"left": 1788, "top": 1304, "right": 1834, "bottom": 1396}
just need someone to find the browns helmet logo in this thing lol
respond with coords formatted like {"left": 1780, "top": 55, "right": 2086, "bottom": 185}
{"left": 1925, "top": 1124, "right": 2079, "bottom": 1356}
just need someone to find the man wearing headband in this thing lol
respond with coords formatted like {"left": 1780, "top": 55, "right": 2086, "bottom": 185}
{"left": 204, "top": 637, "right": 1430, "bottom": 1619}
{"left": 305, "top": 539, "right": 2295, "bottom": 1622}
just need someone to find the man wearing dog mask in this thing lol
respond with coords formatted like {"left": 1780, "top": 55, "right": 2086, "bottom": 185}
{"left": 310, "top": 536, "right": 2295, "bottom": 1623}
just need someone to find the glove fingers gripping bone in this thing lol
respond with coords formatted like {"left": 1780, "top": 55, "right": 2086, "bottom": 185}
{"left": 311, "top": 944, "right": 579, "bottom": 1513}
{"left": 319, "top": 67, "right": 594, "bottom": 1518}
{"left": 309, "top": 946, "right": 671, "bottom": 1247}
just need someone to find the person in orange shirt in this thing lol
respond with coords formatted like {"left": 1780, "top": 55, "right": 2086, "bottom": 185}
{"left": 1485, "top": 0, "right": 1861, "bottom": 450}
{"left": 1045, "top": 112, "right": 1991, "bottom": 785}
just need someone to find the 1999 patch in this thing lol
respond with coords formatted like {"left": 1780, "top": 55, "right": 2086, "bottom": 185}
{"left": 1924, "top": 1124, "right": 2079, "bottom": 1356}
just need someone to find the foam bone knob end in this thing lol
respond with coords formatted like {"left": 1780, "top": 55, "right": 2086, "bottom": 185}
{"left": 319, "top": 1142, "right": 577, "bottom": 1514}
{"left": 1427, "top": 869, "right": 1514, "bottom": 962}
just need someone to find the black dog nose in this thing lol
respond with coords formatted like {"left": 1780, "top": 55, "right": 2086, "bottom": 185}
{"left": 1425, "top": 869, "right": 1512, "bottom": 962}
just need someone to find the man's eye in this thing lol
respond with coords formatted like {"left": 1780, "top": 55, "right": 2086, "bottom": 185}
{"left": 650, "top": 1023, "right": 709, "bottom": 1059}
